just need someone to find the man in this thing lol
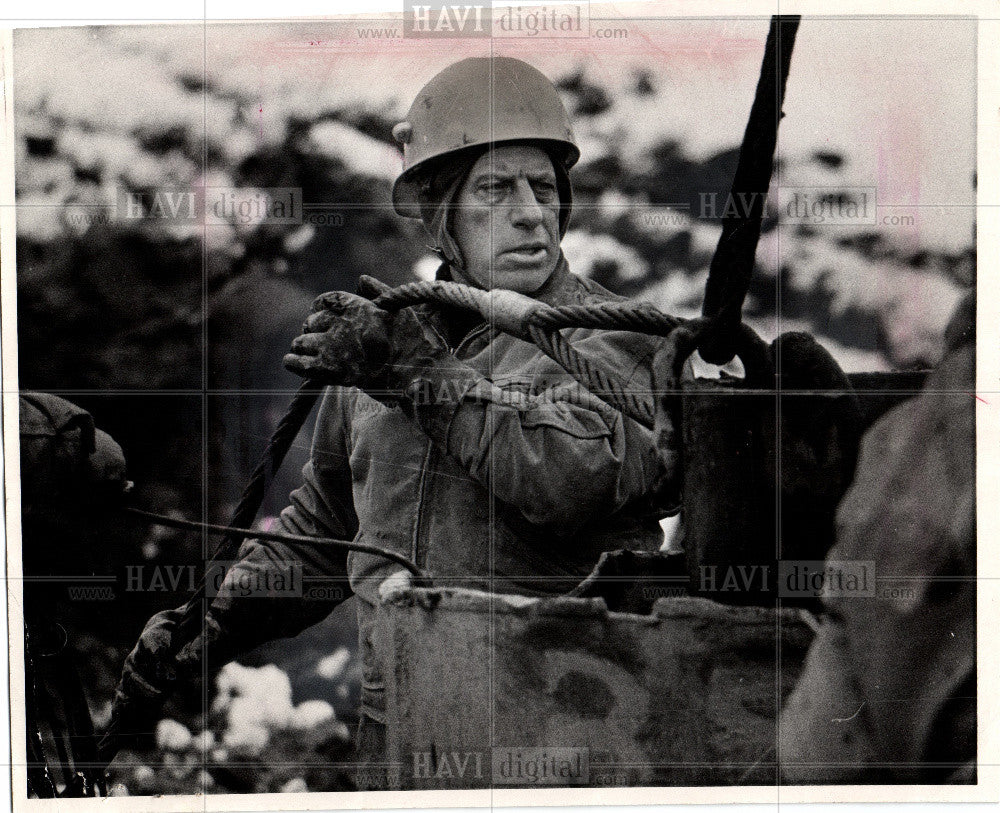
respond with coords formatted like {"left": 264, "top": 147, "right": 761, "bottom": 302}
{"left": 108, "top": 57, "right": 670, "bottom": 789}
{"left": 20, "top": 392, "right": 127, "bottom": 796}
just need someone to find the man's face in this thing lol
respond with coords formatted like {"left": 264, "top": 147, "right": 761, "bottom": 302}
{"left": 452, "top": 145, "right": 561, "bottom": 294}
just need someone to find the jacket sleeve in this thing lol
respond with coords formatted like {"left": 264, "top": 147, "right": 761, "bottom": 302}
{"left": 402, "top": 334, "right": 666, "bottom": 530}
{"left": 200, "top": 386, "right": 359, "bottom": 655}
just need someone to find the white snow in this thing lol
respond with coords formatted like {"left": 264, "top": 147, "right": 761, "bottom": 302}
{"left": 315, "top": 647, "right": 351, "bottom": 681}
{"left": 289, "top": 699, "right": 336, "bottom": 730}
{"left": 561, "top": 229, "right": 649, "bottom": 281}
{"left": 307, "top": 120, "right": 400, "bottom": 181}
{"left": 279, "top": 776, "right": 309, "bottom": 793}
{"left": 155, "top": 718, "right": 193, "bottom": 752}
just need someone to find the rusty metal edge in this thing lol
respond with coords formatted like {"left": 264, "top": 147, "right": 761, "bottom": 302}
{"left": 380, "top": 585, "right": 813, "bottom": 637}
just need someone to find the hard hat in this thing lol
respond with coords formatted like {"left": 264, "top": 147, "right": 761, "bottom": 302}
{"left": 391, "top": 57, "right": 579, "bottom": 218}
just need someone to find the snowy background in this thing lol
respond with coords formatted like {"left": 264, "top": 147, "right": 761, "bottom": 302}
{"left": 12, "top": 17, "right": 976, "bottom": 794}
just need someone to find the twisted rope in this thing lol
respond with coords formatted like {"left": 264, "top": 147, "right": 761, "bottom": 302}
{"left": 373, "top": 280, "right": 782, "bottom": 431}
{"left": 373, "top": 279, "right": 491, "bottom": 313}
{"left": 531, "top": 301, "right": 683, "bottom": 335}
{"left": 369, "top": 278, "right": 696, "bottom": 428}
{"left": 527, "top": 323, "right": 658, "bottom": 428}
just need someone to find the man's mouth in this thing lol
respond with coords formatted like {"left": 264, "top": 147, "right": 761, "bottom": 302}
{"left": 503, "top": 243, "right": 549, "bottom": 262}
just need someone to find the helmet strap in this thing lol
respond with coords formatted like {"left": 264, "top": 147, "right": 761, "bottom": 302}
{"left": 418, "top": 153, "right": 481, "bottom": 271}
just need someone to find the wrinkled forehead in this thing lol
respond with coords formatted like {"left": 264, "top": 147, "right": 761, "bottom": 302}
{"left": 465, "top": 145, "right": 557, "bottom": 180}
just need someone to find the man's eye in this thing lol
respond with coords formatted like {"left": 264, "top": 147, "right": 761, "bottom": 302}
{"left": 477, "top": 183, "right": 506, "bottom": 204}
{"left": 532, "top": 182, "right": 557, "bottom": 202}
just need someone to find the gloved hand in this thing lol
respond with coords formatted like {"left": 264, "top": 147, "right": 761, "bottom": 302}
{"left": 173, "top": 559, "right": 283, "bottom": 669}
{"left": 99, "top": 608, "right": 188, "bottom": 760}
{"left": 284, "top": 292, "right": 393, "bottom": 388}
{"left": 100, "top": 603, "right": 238, "bottom": 763}
{"left": 284, "top": 289, "right": 450, "bottom": 399}
{"left": 174, "top": 612, "right": 231, "bottom": 671}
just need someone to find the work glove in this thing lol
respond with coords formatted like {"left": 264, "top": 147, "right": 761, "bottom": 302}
{"left": 284, "top": 292, "right": 393, "bottom": 388}
{"left": 172, "top": 556, "right": 316, "bottom": 669}
{"left": 100, "top": 601, "right": 241, "bottom": 764}
{"left": 284, "top": 289, "right": 450, "bottom": 399}
{"left": 98, "top": 608, "right": 188, "bottom": 761}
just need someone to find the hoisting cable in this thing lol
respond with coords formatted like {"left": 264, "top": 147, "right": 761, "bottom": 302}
{"left": 121, "top": 507, "right": 430, "bottom": 581}
{"left": 699, "top": 15, "right": 800, "bottom": 364}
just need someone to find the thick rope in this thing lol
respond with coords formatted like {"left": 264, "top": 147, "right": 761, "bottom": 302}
{"left": 373, "top": 279, "right": 491, "bottom": 314}
{"left": 374, "top": 281, "right": 781, "bottom": 430}
{"left": 527, "top": 323, "right": 658, "bottom": 428}
{"left": 174, "top": 379, "right": 326, "bottom": 645}
{"left": 371, "top": 279, "right": 710, "bottom": 429}
{"left": 223, "top": 380, "right": 324, "bottom": 549}
{"left": 531, "top": 301, "right": 682, "bottom": 334}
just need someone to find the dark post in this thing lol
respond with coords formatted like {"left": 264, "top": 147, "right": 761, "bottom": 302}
{"left": 681, "top": 378, "right": 776, "bottom": 603}
{"left": 699, "top": 15, "right": 800, "bottom": 365}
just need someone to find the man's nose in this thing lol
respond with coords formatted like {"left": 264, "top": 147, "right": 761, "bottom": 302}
{"left": 507, "top": 179, "right": 545, "bottom": 229}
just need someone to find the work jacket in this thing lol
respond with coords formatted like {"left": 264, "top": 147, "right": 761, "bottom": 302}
{"left": 195, "top": 258, "right": 670, "bottom": 723}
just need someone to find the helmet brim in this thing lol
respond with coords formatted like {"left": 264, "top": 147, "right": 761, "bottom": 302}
{"left": 392, "top": 138, "right": 580, "bottom": 218}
